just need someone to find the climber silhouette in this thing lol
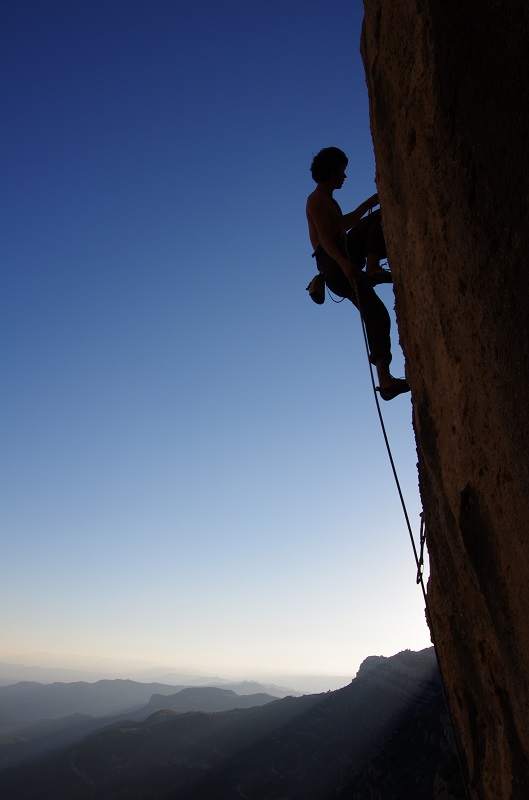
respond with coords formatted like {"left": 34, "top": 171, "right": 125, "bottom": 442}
{"left": 306, "top": 147, "right": 410, "bottom": 401}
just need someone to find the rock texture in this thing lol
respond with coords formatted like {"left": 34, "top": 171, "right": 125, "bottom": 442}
{"left": 361, "top": 3, "right": 529, "bottom": 799}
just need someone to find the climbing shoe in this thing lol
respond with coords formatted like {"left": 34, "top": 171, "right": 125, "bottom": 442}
{"left": 366, "top": 268, "right": 393, "bottom": 287}
{"left": 376, "top": 378, "right": 410, "bottom": 401}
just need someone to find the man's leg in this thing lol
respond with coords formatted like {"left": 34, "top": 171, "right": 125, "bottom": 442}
{"left": 351, "top": 284, "right": 409, "bottom": 398}
{"left": 316, "top": 249, "right": 409, "bottom": 399}
{"left": 351, "top": 283, "right": 391, "bottom": 369}
{"left": 348, "top": 213, "right": 391, "bottom": 282}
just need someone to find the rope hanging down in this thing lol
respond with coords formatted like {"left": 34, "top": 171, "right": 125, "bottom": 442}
{"left": 417, "top": 512, "right": 427, "bottom": 585}
{"left": 343, "top": 235, "right": 471, "bottom": 800}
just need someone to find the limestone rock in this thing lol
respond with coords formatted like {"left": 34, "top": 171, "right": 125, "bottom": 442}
{"left": 361, "top": 2, "right": 529, "bottom": 798}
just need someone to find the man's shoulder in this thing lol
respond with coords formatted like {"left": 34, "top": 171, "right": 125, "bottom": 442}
{"left": 306, "top": 188, "right": 327, "bottom": 212}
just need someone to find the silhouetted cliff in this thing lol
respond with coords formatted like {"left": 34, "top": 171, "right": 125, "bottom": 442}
{"left": 361, "top": 3, "right": 529, "bottom": 798}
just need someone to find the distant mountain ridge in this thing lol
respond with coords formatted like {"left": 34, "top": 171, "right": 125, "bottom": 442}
{"left": 0, "top": 679, "right": 290, "bottom": 734}
{"left": 0, "top": 686, "right": 279, "bottom": 766}
{"left": 0, "top": 661, "right": 346, "bottom": 695}
{"left": 0, "top": 648, "right": 466, "bottom": 800}
{"left": 143, "top": 686, "right": 276, "bottom": 714}
{"left": 0, "top": 679, "right": 187, "bottom": 728}
{"left": 0, "top": 661, "right": 205, "bottom": 686}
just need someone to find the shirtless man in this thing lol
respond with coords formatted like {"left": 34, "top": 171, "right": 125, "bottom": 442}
{"left": 306, "top": 147, "right": 410, "bottom": 401}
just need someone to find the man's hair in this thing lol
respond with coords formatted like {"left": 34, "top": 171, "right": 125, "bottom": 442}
{"left": 310, "top": 147, "right": 348, "bottom": 183}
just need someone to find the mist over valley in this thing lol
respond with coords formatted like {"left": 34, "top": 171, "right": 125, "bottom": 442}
{"left": 0, "top": 648, "right": 465, "bottom": 799}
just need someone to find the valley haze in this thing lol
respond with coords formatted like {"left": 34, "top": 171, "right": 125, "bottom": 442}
{"left": 0, "top": 654, "right": 353, "bottom": 695}
{"left": 0, "top": 648, "right": 461, "bottom": 800}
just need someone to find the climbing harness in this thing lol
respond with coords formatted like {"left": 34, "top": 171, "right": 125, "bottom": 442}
{"left": 341, "top": 233, "right": 472, "bottom": 800}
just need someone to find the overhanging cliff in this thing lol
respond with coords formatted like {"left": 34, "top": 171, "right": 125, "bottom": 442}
{"left": 361, "top": 2, "right": 529, "bottom": 799}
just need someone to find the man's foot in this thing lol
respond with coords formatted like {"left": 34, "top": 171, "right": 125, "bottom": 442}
{"left": 376, "top": 378, "right": 410, "bottom": 401}
{"left": 366, "top": 267, "right": 393, "bottom": 287}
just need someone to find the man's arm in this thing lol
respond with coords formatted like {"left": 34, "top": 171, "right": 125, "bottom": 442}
{"left": 306, "top": 193, "right": 364, "bottom": 288}
{"left": 342, "top": 193, "right": 379, "bottom": 231}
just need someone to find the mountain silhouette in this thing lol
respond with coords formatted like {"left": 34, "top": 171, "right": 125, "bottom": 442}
{"left": 0, "top": 680, "right": 186, "bottom": 728}
{"left": 0, "top": 648, "right": 465, "bottom": 799}
{"left": 0, "top": 686, "right": 278, "bottom": 765}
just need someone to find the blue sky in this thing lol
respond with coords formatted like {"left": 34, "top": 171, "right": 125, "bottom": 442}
{"left": 2, "top": 0, "right": 430, "bottom": 683}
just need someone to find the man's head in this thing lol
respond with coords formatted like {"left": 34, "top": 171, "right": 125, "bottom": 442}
{"left": 310, "top": 147, "right": 348, "bottom": 183}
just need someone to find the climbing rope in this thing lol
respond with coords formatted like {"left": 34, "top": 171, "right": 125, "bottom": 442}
{"left": 417, "top": 512, "right": 426, "bottom": 585}
{"left": 342, "top": 234, "right": 472, "bottom": 800}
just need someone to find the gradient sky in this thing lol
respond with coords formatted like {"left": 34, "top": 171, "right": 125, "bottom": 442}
{"left": 2, "top": 0, "right": 431, "bottom": 684}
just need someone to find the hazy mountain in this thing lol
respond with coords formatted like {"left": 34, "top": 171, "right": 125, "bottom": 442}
{"left": 0, "top": 648, "right": 466, "bottom": 800}
{"left": 0, "top": 662, "right": 137, "bottom": 686}
{"left": 0, "top": 661, "right": 344, "bottom": 695}
{"left": 0, "top": 663, "right": 217, "bottom": 689}
{"left": 139, "top": 687, "right": 278, "bottom": 715}
{"left": 0, "top": 681, "right": 286, "bottom": 736}
{"left": 0, "top": 680, "right": 187, "bottom": 730}
{"left": 0, "top": 687, "right": 278, "bottom": 766}
{"left": 146, "top": 678, "right": 302, "bottom": 697}
{"left": 179, "top": 679, "right": 302, "bottom": 697}
{"left": 0, "top": 657, "right": 202, "bottom": 686}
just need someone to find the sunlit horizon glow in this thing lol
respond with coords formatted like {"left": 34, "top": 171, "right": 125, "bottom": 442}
{"left": 2, "top": 0, "right": 431, "bottom": 684}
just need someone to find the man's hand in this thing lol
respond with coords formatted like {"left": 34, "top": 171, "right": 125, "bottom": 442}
{"left": 342, "top": 194, "right": 379, "bottom": 231}
{"left": 341, "top": 258, "right": 367, "bottom": 290}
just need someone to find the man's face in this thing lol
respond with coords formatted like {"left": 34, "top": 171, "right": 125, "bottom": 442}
{"left": 331, "top": 163, "right": 347, "bottom": 189}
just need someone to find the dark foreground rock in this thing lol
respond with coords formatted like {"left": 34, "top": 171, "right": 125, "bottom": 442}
{"left": 361, "top": 2, "right": 529, "bottom": 798}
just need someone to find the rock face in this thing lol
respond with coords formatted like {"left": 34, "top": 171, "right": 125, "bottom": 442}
{"left": 361, "top": 3, "right": 529, "bottom": 799}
